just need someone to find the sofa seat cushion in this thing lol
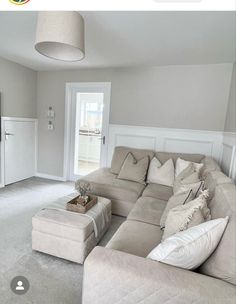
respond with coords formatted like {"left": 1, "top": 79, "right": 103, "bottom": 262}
{"left": 128, "top": 197, "right": 166, "bottom": 226}
{"left": 106, "top": 220, "right": 163, "bottom": 257}
{"left": 142, "top": 183, "right": 173, "bottom": 201}
{"left": 79, "top": 168, "right": 145, "bottom": 203}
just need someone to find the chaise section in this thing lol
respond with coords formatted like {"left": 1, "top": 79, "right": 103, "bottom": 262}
{"left": 79, "top": 168, "right": 145, "bottom": 216}
{"left": 127, "top": 196, "right": 166, "bottom": 226}
{"left": 142, "top": 183, "right": 173, "bottom": 201}
{"left": 82, "top": 247, "right": 236, "bottom": 304}
{"left": 106, "top": 220, "right": 163, "bottom": 257}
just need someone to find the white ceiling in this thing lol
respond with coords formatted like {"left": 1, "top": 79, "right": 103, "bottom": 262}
{"left": 0, "top": 11, "right": 235, "bottom": 71}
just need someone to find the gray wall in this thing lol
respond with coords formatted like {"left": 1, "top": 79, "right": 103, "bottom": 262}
{"left": 37, "top": 63, "right": 233, "bottom": 177}
{"left": 224, "top": 63, "right": 236, "bottom": 132}
{"left": 0, "top": 57, "right": 37, "bottom": 118}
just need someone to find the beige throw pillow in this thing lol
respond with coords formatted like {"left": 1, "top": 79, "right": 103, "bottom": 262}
{"left": 147, "top": 158, "right": 175, "bottom": 187}
{"left": 162, "top": 190, "right": 211, "bottom": 240}
{"left": 173, "top": 164, "right": 200, "bottom": 194}
{"left": 160, "top": 190, "right": 194, "bottom": 230}
{"left": 175, "top": 157, "right": 204, "bottom": 178}
{"left": 176, "top": 181, "right": 204, "bottom": 197}
{"left": 117, "top": 152, "right": 149, "bottom": 184}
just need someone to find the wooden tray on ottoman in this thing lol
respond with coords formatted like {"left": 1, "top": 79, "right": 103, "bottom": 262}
{"left": 66, "top": 195, "right": 98, "bottom": 214}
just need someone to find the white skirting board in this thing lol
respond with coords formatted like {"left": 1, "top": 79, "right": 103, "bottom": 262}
{"left": 35, "top": 172, "right": 67, "bottom": 182}
{"left": 107, "top": 124, "right": 236, "bottom": 182}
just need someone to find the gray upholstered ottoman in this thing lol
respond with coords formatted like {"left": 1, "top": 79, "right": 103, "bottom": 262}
{"left": 32, "top": 196, "right": 111, "bottom": 264}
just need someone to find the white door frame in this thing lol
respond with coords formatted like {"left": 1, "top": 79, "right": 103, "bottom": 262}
{"left": 64, "top": 82, "right": 111, "bottom": 181}
{"left": 0, "top": 117, "right": 38, "bottom": 188}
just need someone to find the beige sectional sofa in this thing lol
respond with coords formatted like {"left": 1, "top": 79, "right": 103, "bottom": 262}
{"left": 81, "top": 146, "right": 236, "bottom": 304}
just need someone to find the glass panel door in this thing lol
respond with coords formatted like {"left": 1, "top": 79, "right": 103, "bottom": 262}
{"left": 74, "top": 92, "right": 104, "bottom": 176}
{"left": 67, "top": 82, "right": 111, "bottom": 181}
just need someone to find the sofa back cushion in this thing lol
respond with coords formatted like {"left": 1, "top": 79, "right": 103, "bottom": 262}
{"left": 199, "top": 183, "right": 236, "bottom": 285}
{"left": 155, "top": 152, "right": 204, "bottom": 165}
{"left": 200, "top": 157, "right": 221, "bottom": 179}
{"left": 110, "top": 146, "right": 154, "bottom": 174}
{"left": 204, "top": 170, "right": 232, "bottom": 200}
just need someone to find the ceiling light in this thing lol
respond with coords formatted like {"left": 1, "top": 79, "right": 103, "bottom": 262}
{"left": 35, "top": 12, "right": 85, "bottom": 62}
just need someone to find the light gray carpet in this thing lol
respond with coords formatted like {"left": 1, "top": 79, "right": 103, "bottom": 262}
{"left": 0, "top": 177, "right": 125, "bottom": 304}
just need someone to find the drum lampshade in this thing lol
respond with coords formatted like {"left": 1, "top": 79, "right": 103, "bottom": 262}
{"left": 35, "top": 12, "right": 85, "bottom": 61}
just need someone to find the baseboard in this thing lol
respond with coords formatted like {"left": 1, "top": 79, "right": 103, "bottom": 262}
{"left": 35, "top": 172, "right": 67, "bottom": 182}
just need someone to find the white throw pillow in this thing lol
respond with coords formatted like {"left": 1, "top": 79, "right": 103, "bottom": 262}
{"left": 147, "top": 158, "right": 175, "bottom": 187}
{"left": 175, "top": 158, "right": 204, "bottom": 178}
{"left": 147, "top": 217, "right": 229, "bottom": 270}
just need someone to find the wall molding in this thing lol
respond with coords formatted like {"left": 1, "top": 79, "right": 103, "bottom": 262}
{"left": 2, "top": 117, "right": 37, "bottom": 122}
{"left": 107, "top": 124, "right": 223, "bottom": 166}
{"left": 108, "top": 124, "right": 236, "bottom": 182}
{"left": 35, "top": 172, "right": 66, "bottom": 182}
{"left": 221, "top": 132, "right": 236, "bottom": 181}
{"left": 1, "top": 120, "right": 235, "bottom": 185}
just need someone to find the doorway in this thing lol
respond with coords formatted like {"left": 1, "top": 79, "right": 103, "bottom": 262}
{"left": 65, "top": 83, "right": 111, "bottom": 181}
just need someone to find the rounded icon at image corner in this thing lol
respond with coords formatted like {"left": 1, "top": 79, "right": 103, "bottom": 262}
{"left": 9, "top": 0, "right": 31, "bottom": 5}
{"left": 10, "top": 276, "right": 30, "bottom": 295}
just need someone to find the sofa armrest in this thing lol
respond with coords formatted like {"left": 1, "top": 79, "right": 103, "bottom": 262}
{"left": 82, "top": 246, "right": 236, "bottom": 304}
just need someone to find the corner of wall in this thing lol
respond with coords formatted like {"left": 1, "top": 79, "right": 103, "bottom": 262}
{"left": 221, "top": 62, "right": 236, "bottom": 182}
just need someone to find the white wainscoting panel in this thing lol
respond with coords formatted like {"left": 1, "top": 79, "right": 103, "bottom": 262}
{"left": 107, "top": 124, "right": 223, "bottom": 167}
{"left": 221, "top": 132, "right": 236, "bottom": 182}
{"left": 163, "top": 138, "right": 213, "bottom": 156}
{"left": 115, "top": 134, "right": 156, "bottom": 150}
